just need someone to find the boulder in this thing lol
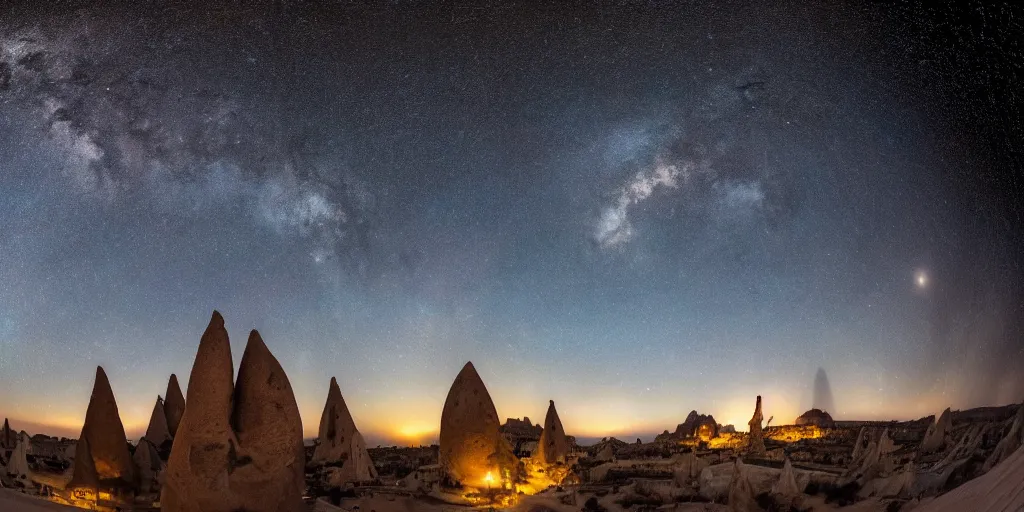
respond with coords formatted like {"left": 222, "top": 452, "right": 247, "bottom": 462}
{"left": 68, "top": 366, "right": 136, "bottom": 491}
{"left": 536, "top": 400, "right": 570, "bottom": 464}
{"left": 161, "top": 311, "right": 305, "bottom": 512}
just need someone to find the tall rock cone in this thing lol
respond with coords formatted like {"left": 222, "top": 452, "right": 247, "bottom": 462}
{"left": 164, "top": 373, "right": 185, "bottom": 438}
{"left": 312, "top": 377, "right": 359, "bottom": 464}
{"left": 537, "top": 400, "right": 570, "bottom": 464}
{"left": 163, "top": 313, "right": 305, "bottom": 512}
{"left": 439, "top": 361, "right": 512, "bottom": 488}
{"left": 229, "top": 330, "right": 306, "bottom": 511}
{"left": 312, "top": 377, "right": 378, "bottom": 483}
{"left": 747, "top": 395, "right": 766, "bottom": 456}
{"left": 145, "top": 396, "right": 172, "bottom": 447}
{"left": 68, "top": 366, "right": 135, "bottom": 491}
{"left": 162, "top": 311, "right": 239, "bottom": 511}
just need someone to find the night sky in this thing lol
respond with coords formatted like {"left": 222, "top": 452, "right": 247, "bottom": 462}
{"left": 1, "top": 2, "right": 1022, "bottom": 446}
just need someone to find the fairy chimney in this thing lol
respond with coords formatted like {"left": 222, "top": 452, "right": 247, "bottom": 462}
{"left": 68, "top": 366, "right": 136, "bottom": 491}
{"left": 439, "top": 361, "right": 513, "bottom": 488}
{"left": 163, "top": 374, "right": 186, "bottom": 438}
{"left": 161, "top": 311, "right": 305, "bottom": 512}
{"left": 537, "top": 400, "right": 570, "bottom": 464}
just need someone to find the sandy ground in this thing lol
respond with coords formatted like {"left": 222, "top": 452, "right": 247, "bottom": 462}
{"left": 0, "top": 489, "right": 79, "bottom": 511}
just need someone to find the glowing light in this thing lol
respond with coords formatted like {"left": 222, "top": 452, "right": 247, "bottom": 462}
{"left": 915, "top": 270, "right": 928, "bottom": 289}
{"left": 484, "top": 471, "right": 494, "bottom": 484}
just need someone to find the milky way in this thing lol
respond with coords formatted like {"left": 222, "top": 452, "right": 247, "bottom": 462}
{"left": 1, "top": 2, "right": 1021, "bottom": 444}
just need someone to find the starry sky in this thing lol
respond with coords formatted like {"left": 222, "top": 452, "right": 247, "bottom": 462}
{"left": 1, "top": 2, "right": 1022, "bottom": 446}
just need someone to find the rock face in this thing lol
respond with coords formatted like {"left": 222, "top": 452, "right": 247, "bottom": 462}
{"left": 68, "top": 366, "right": 136, "bottom": 491}
{"left": 795, "top": 408, "right": 835, "bottom": 428}
{"left": 439, "top": 361, "right": 513, "bottom": 488}
{"left": 312, "top": 377, "right": 378, "bottom": 483}
{"left": 982, "top": 401, "right": 1023, "bottom": 471}
{"left": 161, "top": 312, "right": 305, "bottom": 512}
{"left": 145, "top": 396, "right": 173, "bottom": 447}
{"left": 537, "top": 400, "right": 570, "bottom": 464}
{"left": 727, "top": 458, "right": 759, "bottom": 512}
{"left": 163, "top": 374, "right": 186, "bottom": 438}
{"left": 133, "top": 438, "right": 163, "bottom": 494}
{"left": 669, "top": 410, "right": 720, "bottom": 440}
{"left": 918, "top": 445, "right": 1024, "bottom": 511}
{"left": 921, "top": 407, "right": 952, "bottom": 453}
{"left": 747, "top": 395, "right": 766, "bottom": 456}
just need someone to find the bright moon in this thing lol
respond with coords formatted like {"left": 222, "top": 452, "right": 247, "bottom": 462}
{"left": 915, "top": 271, "right": 928, "bottom": 288}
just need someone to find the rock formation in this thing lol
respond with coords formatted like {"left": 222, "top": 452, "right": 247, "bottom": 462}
{"left": 164, "top": 373, "right": 186, "bottom": 438}
{"left": 161, "top": 312, "right": 305, "bottom": 512}
{"left": 772, "top": 457, "right": 802, "bottom": 496}
{"left": 671, "top": 451, "right": 707, "bottom": 486}
{"left": 921, "top": 407, "right": 952, "bottom": 453}
{"left": 536, "top": 400, "right": 570, "bottom": 464}
{"left": 917, "top": 445, "right": 1024, "bottom": 511}
{"left": 982, "top": 401, "right": 1023, "bottom": 471}
{"left": 795, "top": 408, "right": 835, "bottom": 428}
{"left": 5, "top": 432, "right": 31, "bottom": 480}
{"left": 68, "top": 366, "right": 136, "bottom": 491}
{"left": 666, "top": 410, "right": 720, "bottom": 440}
{"left": 0, "top": 418, "right": 13, "bottom": 450}
{"left": 438, "top": 361, "right": 514, "bottom": 488}
{"left": 144, "top": 396, "right": 172, "bottom": 447}
{"left": 727, "top": 458, "right": 759, "bottom": 512}
{"left": 133, "top": 438, "right": 163, "bottom": 494}
{"left": 312, "top": 377, "right": 377, "bottom": 483}
{"left": 850, "top": 427, "right": 868, "bottom": 462}
{"left": 747, "top": 395, "right": 766, "bottom": 456}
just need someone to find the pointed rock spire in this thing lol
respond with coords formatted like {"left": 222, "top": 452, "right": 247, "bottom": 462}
{"left": 537, "top": 400, "right": 570, "bottom": 464}
{"left": 163, "top": 373, "right": 185, "bottom": 438}
{"left": 133, "top": 437, "right": 163, "bottom": 494}
{"left": 439, "top": 361, "right": 511, "bottom": 487}
{"left": 1, "top": 418, "right": 13, "bottom": 449}
{"left": 6, "top": 431, "right": 31, "bottom": 480}
{"left": 162, "top": 311, "right": 239, "bottom": 510}
{"left": 921, "top": 407, "right": 952, "bottom": 453}
{"left": 851, "top": 427, "right": 867, "bottom": 463}
{"left": 728, "top": 458, "right": 759, "bottom": 512}
{"left": 747, "top": 395, "right": 766, "bottom": 456}
{"left": 229, "top": 329, "right": 306, "bottom": 508}
{"left": 145, "top": 396, "right": 172, "bottom": 447}
{"left": 67, "top": 366, "right": 135, "bottom": 490}
{"left": 312, "top": 377, "right": 358, "bottom": 464}
{"left": 163, "top": 314, "right": 305, "bottom": 512}
{"left": 772, "top": 457, "right": 802, "bottom": 496}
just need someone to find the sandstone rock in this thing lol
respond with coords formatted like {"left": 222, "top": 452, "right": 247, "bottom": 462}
{"left": 133, "top": 437, "right": 163, "bottom": 494}
{"left": 537, "top": 400, "right": 570, "bottom": 464}
{"left": 0, "top": 418, "right": 13, "bottom": 450}
{"left": 161, "top": 311, "right": 305, "bottom": 512}
{"left": 795, "top": 408, "right": 835, "bottom": 428}
{"left": 145, "top": 396, "right": 172, "bottom": 447}
{"left": 772, "top": 457, "right": 802, "bottom": 496}
{"left": 747, "top": 395, "right": 766, "bottom": 456}
{"left": 982, "top": 401, "right": 1023, "bottom": 472}
{"left": 6, "top": 432, "right": 31, "bottom": 480}
{"left": 68, "top": 366, "right": 136, "bottom": 491}
{"left": 164, "top": 374, "right": 186, "bottom": 438}
{"left": 594, "top": 443, "right": 615, "bottom": 463}
{"left": 728, "top": 458, "right": 759, "bottom": 512}
{"left": 921, "top": 408, "right": 951, "bottom": 454}
{"left": 438, "top": 361, "right": 512, "bottom": 488}
{"left": 671, "top": 451, "right": 706, "bottom": 486}
{"left": 312, "top": 377, "right": 377, "bottom": 484}
{"left": 850, "top": 427, "right": 867, "bottom": 463}
{"left": 916, "top": 445, "right": 1024, "bottom": 511}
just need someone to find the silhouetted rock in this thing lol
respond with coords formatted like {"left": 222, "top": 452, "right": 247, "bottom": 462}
{"left": 537, "top": 400, "right": 569, "bottom": 464}
{"left": 438, "top": 361, "right": 513, "bottom": 488}
{"left": 164, "top": 374, "right": 185, "bottom": 438}
{"left": 0, "top": 418, "right": 13, "bottom": 450}
{"left": 312, "top": 377, "right": 377, "bottom": 483}
{"left": 133, "top": 437, "right": 162, "bottom": 494}
{"left": 68, "top": 366, "right": 136, "bottom": 491}
{"left": 144, "top": 396, "right": 172, "bottom": 447}
{"left": 162, "top": 311, "right": 305, "bottom": 512}
{"left": 747, "top": 395, "right": 766, "bottom": 456}
{"left": 795, "top": 408, "right": 835, "bottom": 428}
